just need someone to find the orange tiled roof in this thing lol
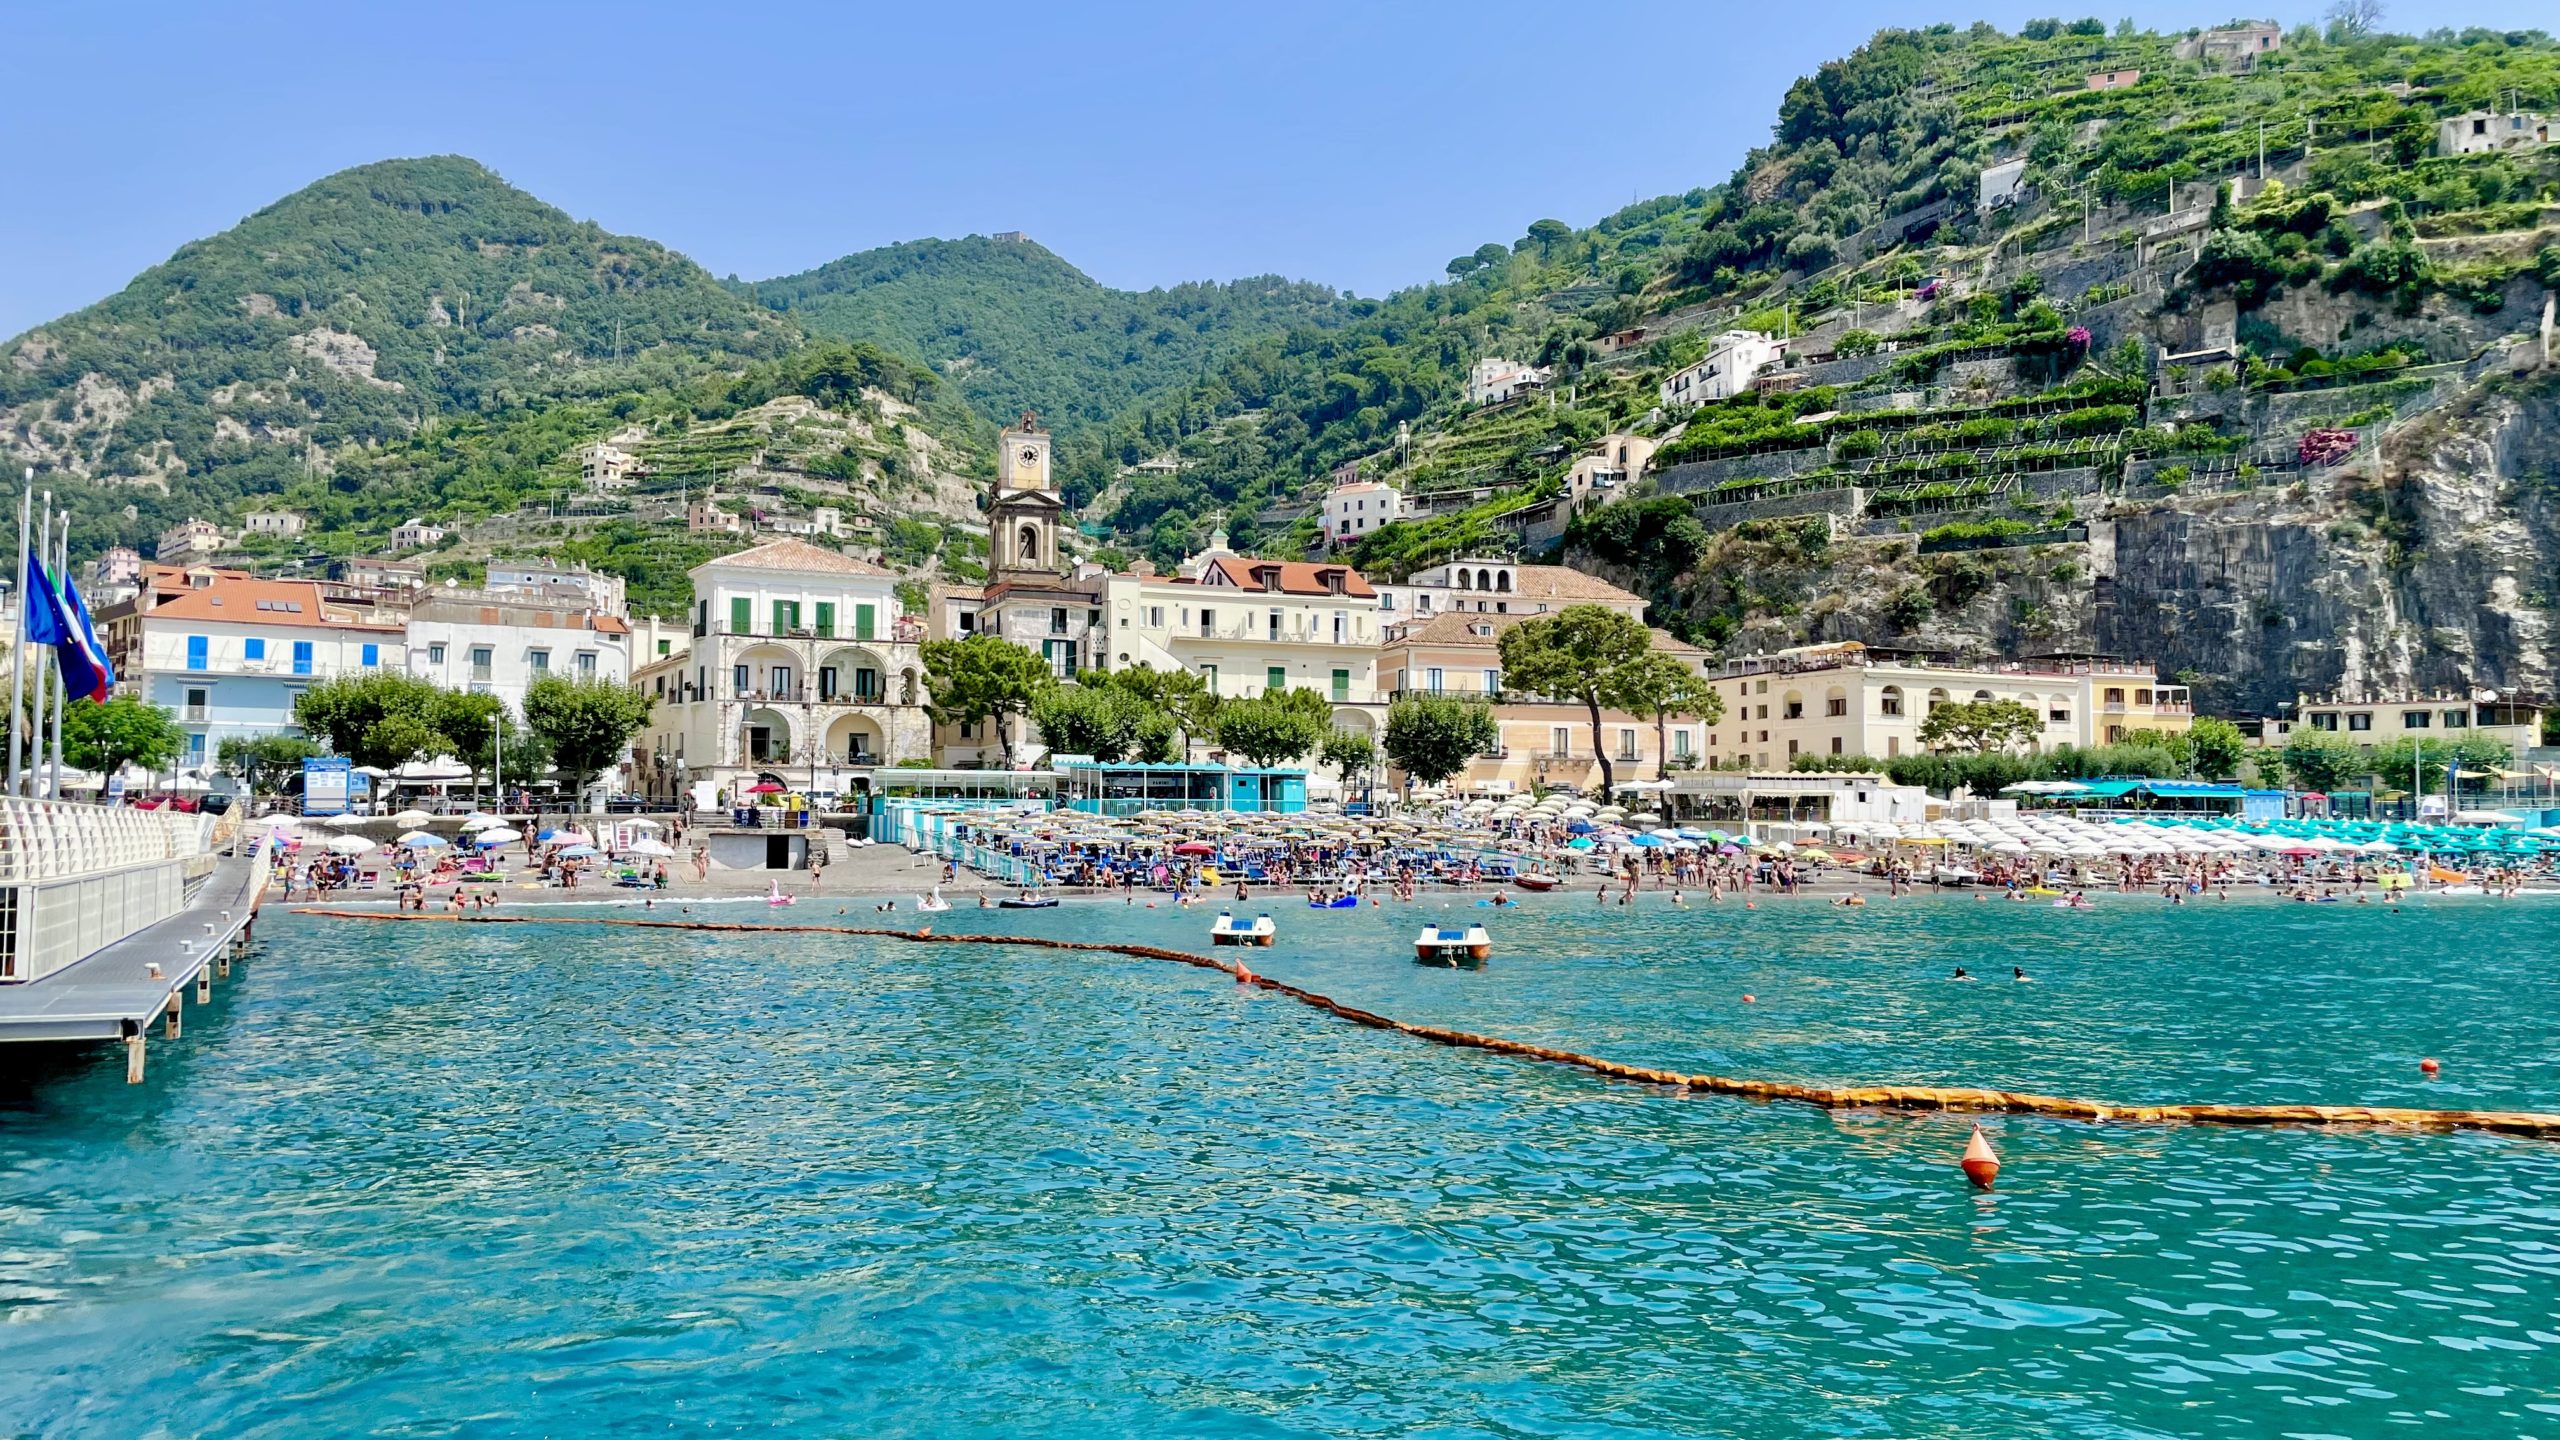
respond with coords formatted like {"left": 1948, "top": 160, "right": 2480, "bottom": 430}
{"left": 145, "top": 576, "right": 403, "bottom": 631}
{"left": 1193, "top": 555, "right": 1376, "bottom": 598}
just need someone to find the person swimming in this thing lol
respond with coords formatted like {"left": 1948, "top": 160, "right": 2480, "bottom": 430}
{"left": 1952, "top": 967, "right": 1975, "bottom": 981}
{"left": 2013, "top": 966, "right": 2031, "bottom": 982}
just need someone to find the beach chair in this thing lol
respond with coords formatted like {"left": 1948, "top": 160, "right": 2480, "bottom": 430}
{"left": 360, "top": 869, "right": 381, "bottom": 889}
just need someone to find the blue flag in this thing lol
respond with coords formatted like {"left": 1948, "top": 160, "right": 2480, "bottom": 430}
{"left": 24, "top": 549, "right": 113, "bottom": 702}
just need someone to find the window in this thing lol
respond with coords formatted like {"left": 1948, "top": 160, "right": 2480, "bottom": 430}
{"left": 815, "top": 602, "right": 835, "bottom": 638}
{"left": 730, "top": 597, "right": 752, "bottom": 635}
{"left": 733, "top": 663, "right": 751, "bottom": 695}
{"left": 769, "top": 665, "right": 793, "bottom": 696}
{"left": 2104, "top": 687, "right": 2125, "bottom": 704}
{"left": 470, "top": 646, "right": 494, "bottom": 677}
{"left": 1266, "top": 665, "right": 1287, "bottom": 694}
{"left": 1617, "top": 728, "right": 1637, "bottom": 760}
{"left": 291, "top": 641, "right": 314, "bottom": 676}
{"left": 957, "top": 610, "right": 977, "bottom": 634}
{"left": 1050, "top": 607, "right": 1068, "bottom": 635}
{"left": 656, "top": 639, "right": 671, "bottom": 657}
{"left": 1200, "top": 607, "right": 1216, "bottom": 637}
{"left": 1755, "top": 680, "right": 1768, "bottom": 695}
{"left": 856, "top": 604, "right": 876, "bottom": 641}
{"left": 1332, "top": 668, "right": 1350, "bottom": 702}
{"left": 1147, "top": 606, "right": 1164, "bottom": 628}
{"left": 819, "top": 667, "right": 838, "bottom": 700}
{"left": 2443, "top": 709, "right": 2468, "bottom": 729}
{"left": 773, "top": 600, "right": 800, "bottom": 634}
{"left": 576, "top": 651, "right": 597, "bottom": 676}
{"left": 2309, "top": 712, "right": 2337, "bottom": 731}
{"left": 1673, "top": 730, "right": 1693, "bottom": 759}
{"left": 2050, "top": 705, "right": 2071, "bottom": 723}
{"left": 2402, "top": 710, "right": 2430, "bottom": 729}
{"left": 529, "top": 650, "right": 551, "bottom": 674}
{"left": 1332, "top": 612, "right": 1346, "bottom": 644}
{"left": 856, "top": 666, "right": 880, "bottom": 699}
{"left": 694, "top": 600, "right": 709, "bottom": 640}
{"left": 1788, "top": 738, "right": 1800, "bottom": 758}
{"left": 2348, "top": 712, "right": 2372, "bottom": 732}
{"left": 1426, "top": 667, "right": 1444, "bottom": 693}
{"left": 245, "top": 637, "right": 266, "bottom": 661}
{"left": 1879, "top": 686, "right": 1903, "bottom": 717}
{"left": 1825, "top": 697, "right": 1847, "bottom": 717}
{"left": 1267, "top": 609, "right": 1282, "bottom": 642}
{"left": 1829, "top": 736, "right": 1843, "bottom": 755}
{"left": 1551, "top": 726, "right": 1571, "bottom": 755}
{"left": 1756, "top": 705, "right": 1768, "bottom": 720}
{"left": 361, "top": 643, "right": 379, "bottom": 668}
{"left": 1482, "top": 668, "right": 1500, "bottom": 695}
{"left": 1198, "top": 664, "right": 1217, "bottom": 689}
{"left": 428, "top": 643, "right": 446, "bottom": 664}
{"left": 183, "top": 687, "right": 209, "bottom": 723}
{"left": 185, "top": 636, "right": 208, "bottom": 670}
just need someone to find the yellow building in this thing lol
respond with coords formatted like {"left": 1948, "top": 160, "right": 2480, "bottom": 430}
{"left": 1378, "top": 612, "right": 1716, "bottom": 794}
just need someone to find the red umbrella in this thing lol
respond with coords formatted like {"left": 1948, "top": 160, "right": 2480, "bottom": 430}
{"left": 1172, "top": 841, "right": 1216, "bottom": 856}
{"left": 747, "top": 782, "right": 785, "bottom": 794}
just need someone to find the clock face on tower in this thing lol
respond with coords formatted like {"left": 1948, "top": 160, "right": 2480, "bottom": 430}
{"left": 1019, "top": 447, "right": 1040, "bottom": 465}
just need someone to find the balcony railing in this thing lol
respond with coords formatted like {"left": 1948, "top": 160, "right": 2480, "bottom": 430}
{"left": 182, "top": 705, "right": 209, "bottom": 723}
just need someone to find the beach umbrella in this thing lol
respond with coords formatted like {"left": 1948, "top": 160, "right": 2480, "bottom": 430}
{"left": 317, "top": 812, "right": 371, "bottom": 828}
{"left": 558, "top": 844, "right": 599, "bottom": 859}
{"left": 324, "top": 834, "right": 377, "bottom": 855}
{"left": 1648, "top": 827, "right": 1681, "bottom": 840}
{"left": 459, "top": 815, "right": 501, "bottom": 832}
{"left": 1173, "top": 840, "right": 1216, "bottom": 856}
{"left": 390, "top": 809, "right": 438, "bottom": 828}
{"left": 398, "top": 831, "right": 449, "bottom": 848}
{"left": 475, "top": 827, "right": 523, "bottom": 846}
{"left": 748, "top": 782, "right": 785, "bottom": 795}
{"left": 622, "top": 838, "right": 676, "bottom": 858}
{"left": 622, "top": 817, "right": 664, "bottom": 830}
{"left": 1565, "top": 837, "right": 1594, "bottom": 850}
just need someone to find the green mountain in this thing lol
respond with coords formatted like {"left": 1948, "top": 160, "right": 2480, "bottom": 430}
{"left": 1080, "top": 20, "right": 2560, "bottom": 563}
{"left": 746, "top": 235, "right": 1351, "bottom": 472}
{"left": 2, "top": 155, "right": 799, "bottom": 553}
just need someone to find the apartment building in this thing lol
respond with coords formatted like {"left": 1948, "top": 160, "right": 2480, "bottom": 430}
{"left": 629, "top": 538, "right": 928, "bottom": 803}
{"left": 1103, "top": 554, "right": 1384, "bottom": 711}
{"left": 1658, "top": 331, "right": 1786, "bottom": 408}
{"left": 1699, "top": 643, "right": 2191, "bottom": 768}
{"left": 101, "top": 566, "right": 404, "bottom": 772}
{"left": 1375, "top": 557, "right": 1649, "bottom": 622}
{"left": 2263, "top": 692, "right": 2545, "bottom": 757}
{"left": 154, "top": 518, "right": 226, "bottom": 564}
{"left": 403, "top": 587, "right": 632, "bottom": 712}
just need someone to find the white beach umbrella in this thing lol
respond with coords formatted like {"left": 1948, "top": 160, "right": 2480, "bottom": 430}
{"left": 324, "top": 834, "right": 377, "bottom": 855}
{"left": 390, "top": 809, "right": 437, "bottom": 828}
{"left": 624, "top": 839, "right": 677, "bottom": 857}
{"left": 622, "top": 817, "right": 665, "bottom": 830}
{"left": 475, "top": 827, "right": 524, "bottom": 846}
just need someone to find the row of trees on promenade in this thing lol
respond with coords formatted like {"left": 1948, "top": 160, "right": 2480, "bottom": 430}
{"left": 918, "top": 605, "right": 1730, "bottom": 797}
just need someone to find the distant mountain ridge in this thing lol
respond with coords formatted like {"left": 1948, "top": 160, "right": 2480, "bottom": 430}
{"left": 745, "top": 234, "right": 1353, "bottom": 440}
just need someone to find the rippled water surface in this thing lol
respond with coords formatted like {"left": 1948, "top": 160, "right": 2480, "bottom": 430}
{"left": 2, "top": 891, "right": 2556, "bottom": 1438}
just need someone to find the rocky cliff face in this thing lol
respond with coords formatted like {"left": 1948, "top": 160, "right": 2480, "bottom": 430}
{"left": 1576, "top": 371, "right": 2560, "bottom": 717}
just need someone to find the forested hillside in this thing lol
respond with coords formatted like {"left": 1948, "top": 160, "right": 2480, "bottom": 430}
{"left": 1, "top": 156, "right": 798, "bottom": 553}
{"left": 747, "top": 235, "right": 1351, "bottom": 456}
{"left": 1073, "top": 19, "right": 2560, "bottom": 558}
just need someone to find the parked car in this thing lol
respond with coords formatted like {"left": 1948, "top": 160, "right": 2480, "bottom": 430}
{"left": 602, "top": 794, "right": 652, "bottom": 814}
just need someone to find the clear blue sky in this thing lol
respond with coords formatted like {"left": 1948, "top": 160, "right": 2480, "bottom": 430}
{"left": 3, "top": 0, "right": 2525, "bottom": 339}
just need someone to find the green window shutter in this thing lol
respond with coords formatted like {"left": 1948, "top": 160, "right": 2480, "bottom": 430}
{"left": 729, "top": 597, "right": 751, "bottom": 635}
{"left": 1266, "top": 666, "right": 1287, "bottom": 693}
{"left": 856, "top": 604, "right": 876, "bottom": 641}
{"left": 815, "top": 602, "right": 835, "bottom": 638}
{"left": 773, "top": 600, "right": 799, "bottom": 633}
{"left": 1332, "top": 668, "right": 1350, "bottom": 702}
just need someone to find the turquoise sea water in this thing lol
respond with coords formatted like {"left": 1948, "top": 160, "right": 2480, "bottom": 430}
{"left": 2, "top": 891, "right": 2556, "bottom": 1438}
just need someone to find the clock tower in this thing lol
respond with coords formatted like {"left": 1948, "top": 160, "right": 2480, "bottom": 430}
{"left": 988, "top": 412, "right": 1065, "bottom": 579}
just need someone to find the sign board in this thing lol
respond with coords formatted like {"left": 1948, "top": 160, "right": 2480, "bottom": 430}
{"left": 106, "top": 773, "right": 127, "bottom": 805}
{"left": 303, "top": 756, "right": 352, "bottom": 816}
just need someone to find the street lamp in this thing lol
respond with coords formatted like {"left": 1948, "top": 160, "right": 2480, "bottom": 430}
{"left": 491, "top": 713, "right": 503, "bottom": 817}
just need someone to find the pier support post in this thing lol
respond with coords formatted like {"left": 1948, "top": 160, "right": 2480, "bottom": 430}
{"left": 163, "top": 990, "right": 182, "bottom": 1041}
{"left": 196, "top": 967, "right": 212, "bottom": 1003}
{"left": 125, "top": 1032, "right": 145, "bottom": 1084}
{"left": 217, "top": 952, "right": 231, "bottom": 979}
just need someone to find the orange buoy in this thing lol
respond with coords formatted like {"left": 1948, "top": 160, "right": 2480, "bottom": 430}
{"left": 2420, "top": 1057, "right": 2441, "bottom": 1076}
{"left": 1742, "top": 994, "right": 1756, "bottom": 1003}
{"left": 1235, "top": 963, "right": 1255, "bottom": 986}
{"left": 1960, "top": 1126, "right": 2000, "bottom": 1189}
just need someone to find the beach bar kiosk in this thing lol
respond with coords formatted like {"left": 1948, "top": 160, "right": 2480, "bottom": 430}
{"left": 1055, "top": 760, "right": 1308, "bottom": 817}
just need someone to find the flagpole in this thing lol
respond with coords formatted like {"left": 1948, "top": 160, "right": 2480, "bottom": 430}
{"left": 49, "top": 509, "right": 68, "bottom": 801}
{"left": 31, "top": 496, "right": 49, "bottom": 802}
{"left": 8, "top": 473, "right": 27, "bottom": 798}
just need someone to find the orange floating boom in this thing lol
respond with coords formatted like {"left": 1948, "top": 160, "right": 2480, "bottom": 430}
{"left": 291, "top": 909, "right": 2560, "bottom": 1141}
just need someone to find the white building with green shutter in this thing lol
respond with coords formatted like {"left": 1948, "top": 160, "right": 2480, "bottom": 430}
{"left": 628, "top": 538, "right": 931, "bottom": 803}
